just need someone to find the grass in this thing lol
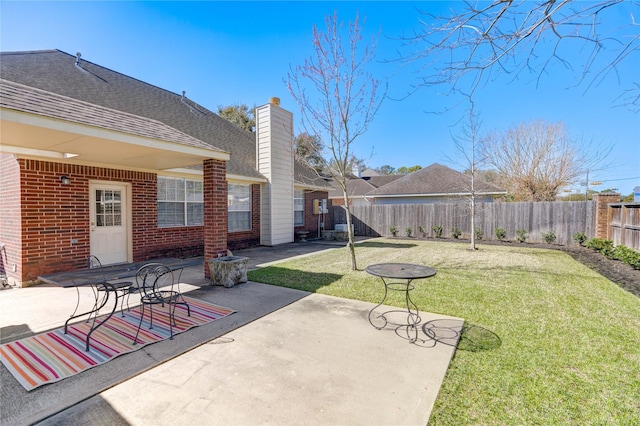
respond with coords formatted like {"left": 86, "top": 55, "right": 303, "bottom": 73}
{"left": 247, "top": 238, "right": 640, "bottom": 425}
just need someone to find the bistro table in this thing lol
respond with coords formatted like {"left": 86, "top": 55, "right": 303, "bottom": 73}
{"left": 38, "top": 258, "right": 198, "bottom": 351}
{"left": 365, "top": 263, "right": 436, "bottom": 343}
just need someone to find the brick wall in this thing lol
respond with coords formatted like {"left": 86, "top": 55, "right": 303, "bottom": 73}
{"left": 4, "top": 158, "right": 232, "bottom": 285}
{"left": 294, "top": 191, "right": 329, "bottom": 239}
{"left": 593, "top": 193, "right": 622, "bottom": 239}
{"left": 132, "top": 174, "right": 205, "bottom": 261}
{"left": 228, "top": 184, "right": 261, "bottom": 251}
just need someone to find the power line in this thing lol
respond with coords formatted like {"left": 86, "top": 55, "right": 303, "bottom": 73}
{"left": 598, "top": 176, "right": 640, "bottom": 182}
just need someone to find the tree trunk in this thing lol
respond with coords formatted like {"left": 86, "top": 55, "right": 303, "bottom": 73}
{"left": 342, "top": 194, "right": 358, "bottom": 271}
{"left": 470, "top": 198, "right": 476, "bottom": 251}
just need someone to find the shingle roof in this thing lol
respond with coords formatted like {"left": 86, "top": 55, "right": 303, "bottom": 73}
{"left": 328, "top": 178, "right": 377, "bottom": 199}
{"left": 364, "top": 175, "right": 402, "bottom": 188}
{"left": 366, "top": 163, "right": 506, "bottom": 197}
{"left": 0, "top": 50, "right": 271, "bottom": 180}
{"left": 1, "top": 79, "right": 220, "bottom": 152}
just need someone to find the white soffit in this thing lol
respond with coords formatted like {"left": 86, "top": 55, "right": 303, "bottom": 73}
{"left": 0, "top": 108, "right": 230, "bottom": 170}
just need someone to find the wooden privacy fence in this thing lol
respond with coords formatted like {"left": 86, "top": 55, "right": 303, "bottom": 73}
{"left": 329, "top": 201, "right": 595, "bottom": 247}
{"left": 608, "top": 203, "right": 640, "bottom": 251}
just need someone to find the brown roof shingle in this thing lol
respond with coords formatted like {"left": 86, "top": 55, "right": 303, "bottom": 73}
{"left": 1, "top": 49, "right": 326, "bottom": 186}
{"left": 366, "top": 163, "right": 506, "bottom": 197}
{"left": 1, "top": 79, "right": 221, "bottom": 152}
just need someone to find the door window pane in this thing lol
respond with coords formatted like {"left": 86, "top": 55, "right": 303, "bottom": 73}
{"left": 96, "top": 190, "right": 122, "bottom": 227}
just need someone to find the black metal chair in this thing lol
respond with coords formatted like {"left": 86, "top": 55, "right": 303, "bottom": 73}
{"left": 87, "top": 255, "right": 135, "bottom": 318}
{"left": 132, "top": 263, "right": 191, "bottom": 345}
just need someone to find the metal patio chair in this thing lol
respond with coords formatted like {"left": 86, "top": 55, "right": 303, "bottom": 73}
{"left": 132, "top": 263, "right": 191, "bottom": 345}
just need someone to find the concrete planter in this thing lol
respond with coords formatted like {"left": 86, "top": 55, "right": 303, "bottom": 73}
{"left": 208, "top": 256, "right": 249, "bottom": 288}
{"left": 335, "top": 231, "right": 349, "bottom": 241}
{"left": 322, "top": 230, "right": 336, "bottom": 240}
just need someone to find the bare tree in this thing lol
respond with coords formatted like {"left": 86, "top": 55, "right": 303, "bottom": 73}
{"left": 480, "top": 120, "right": 610, "bottom": 201}
{"left": 286, "top": 11, "right": 386, "bottom": 271}
{"left": 401, "top": 1, "right": 640, "bottom": 109}
{"left": 451, "top": 105, "right": 485, "bottom": 250}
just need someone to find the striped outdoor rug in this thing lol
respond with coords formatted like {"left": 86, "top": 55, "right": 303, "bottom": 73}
{"left": 0, "top": 297, "right": 234, "bottom": 391}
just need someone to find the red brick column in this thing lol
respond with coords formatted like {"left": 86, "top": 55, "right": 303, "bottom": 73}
{"left": 203, "top": 159, "right": 228, "bottom": 277}
{"left": 592, "top": 194, "right": 621, "bottom": 239}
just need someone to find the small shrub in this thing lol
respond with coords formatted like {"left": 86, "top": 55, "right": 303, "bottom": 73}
{"left": 586, "top": 239, "right": 640, "bottom": 269}
{"left": 586, "top": 238, "right": 615, "bottom": 257}
{"left": 418, "top": 226, "right": 427, "bottom": 238}
{"left": 432, "top": 225, "right": 443, "bottom": 238}
{"left": 389, "top": 226, "right": 398, "bottom": 237}
{"left": 495, "top": 227, "right": 506, "bottom": 241}
{"left": 475, "top": 228, "right": 483, "bottom": 240}
{"left": 516, "top": 229, "right": 528, "bottom": 243}
{"left": 573, "top": 232, "right": 588, "bottom": 246}
{"left": 542, "top": 230, "right": 556, "bottom": 244}
{"left": 612, "top": 245, "right": 640, "bottom": 270}
{"left": 405, "top": 227, "right": 413, "bottom": 237}
{"left": 451, "top": 227, "right": 462, "bottom": 239}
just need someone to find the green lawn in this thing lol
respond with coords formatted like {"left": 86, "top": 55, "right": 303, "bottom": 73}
{"left": 247, "top": 238, "right": 640, "bottom": 425}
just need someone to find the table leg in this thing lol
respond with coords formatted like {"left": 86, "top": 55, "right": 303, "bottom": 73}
{"left": 64, "top": 283, "right": 109, "bottom": 335}
{"left": 403, "top": 279, "right": 421, "bottom": 343}
{"left": 368, "top": 278, "right": 389, "bottom": 329}
{"left": 369, "top": 278, "right": 423, "bottom": 343}
{"left": 84, "top": 284, "right": 119, "bottom": 351}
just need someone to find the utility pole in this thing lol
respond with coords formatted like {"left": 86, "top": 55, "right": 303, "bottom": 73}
{"left": 585, "top": 170, "right": 589, "bottom": 201}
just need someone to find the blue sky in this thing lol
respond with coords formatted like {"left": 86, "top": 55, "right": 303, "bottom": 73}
{"left": 2, "top": 1, "right": 639, "bottom": 195}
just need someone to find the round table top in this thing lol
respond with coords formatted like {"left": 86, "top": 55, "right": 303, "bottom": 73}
{"left": 365, "top": 263, "right": 436, "bottom": 280}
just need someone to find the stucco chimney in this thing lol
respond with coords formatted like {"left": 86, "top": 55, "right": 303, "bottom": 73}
{"left": 255, "top": 98, "right": 294, "bottom": 246}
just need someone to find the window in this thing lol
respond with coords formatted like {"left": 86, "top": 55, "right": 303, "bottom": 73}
{"left": 228, "top": 183, "right": 251, "bottom": 232}
{"left": 294, "top": 189, "right": 304, "bottom": 226}
{"left": 95, "top": 189, "right": 122, "bottom": 227}
{"left": 158, "top": 176, "right": 203, "bottom": 227}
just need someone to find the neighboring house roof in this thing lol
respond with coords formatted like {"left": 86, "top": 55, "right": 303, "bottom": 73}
{"left": 361, "top": 168, "right": 381, "bottom": 177}
{"left": 328, "top": 178, "right": 377, "bottom": 199}
{"left": 326, "top": 174, "right": 402, "bottom": 199}
{"left": 364, "top": 175, "right": 402, "bottom": 188}
{"left": 1, "top": 49, "right": 327, "bottom": 188}
{"left": 366, "top": 163, "right": 507, "bottom": 198}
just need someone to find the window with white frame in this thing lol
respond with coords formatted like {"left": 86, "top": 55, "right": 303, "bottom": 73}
{"left": 294, "top": 189, "right": 304, "bottom": 226}
{"left": 228, "top": 183, "right": 252, "bottom": 232}
{"left": 157, "top": 176, "right": 203, "bottom": 227}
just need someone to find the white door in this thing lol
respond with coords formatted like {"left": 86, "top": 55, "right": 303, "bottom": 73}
{"left": 89, "top": 182, "right": 129, "bottom": 265}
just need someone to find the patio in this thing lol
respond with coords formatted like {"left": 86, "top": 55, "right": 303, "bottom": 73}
{"left": 0, "top": 241, "right": 459, "bottom": 425}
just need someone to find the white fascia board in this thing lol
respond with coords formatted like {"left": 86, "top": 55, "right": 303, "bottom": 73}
{"left": 226, "top": 174, "right": 268, "bottom": 184}
{"left": 161, "top": 168, "right": 203, "bottom": 176}
{"left": 0, "top": 145, "right": 68, "bottom": 159}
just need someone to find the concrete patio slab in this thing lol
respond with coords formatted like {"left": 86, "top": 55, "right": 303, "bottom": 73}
{"left": 38, "top": 294, "right": 460, "bottom": 426}
{"left": 1, "top": 240, "right": 461, "bottom": 425}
